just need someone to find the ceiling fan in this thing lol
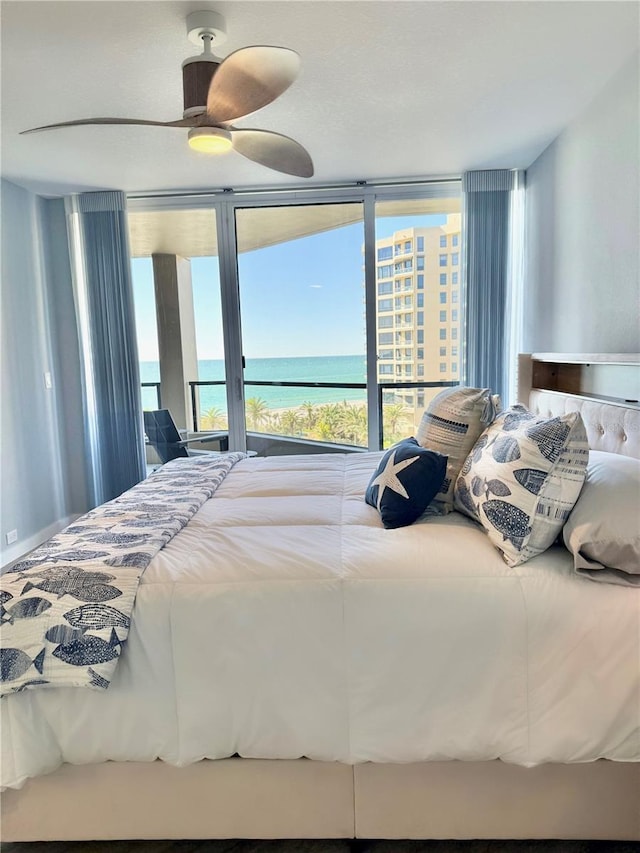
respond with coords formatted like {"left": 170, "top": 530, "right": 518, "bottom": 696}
{"left": 21, "top": 10, "right": 314, "bottom": 179}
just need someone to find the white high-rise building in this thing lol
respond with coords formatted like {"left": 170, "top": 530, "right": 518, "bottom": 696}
{"left": 375, "top": 214, "right": 461, "bottom": 428}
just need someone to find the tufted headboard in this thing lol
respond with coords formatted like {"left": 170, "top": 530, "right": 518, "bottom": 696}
{"left": 528, "top": 390, "right": 640, "bottom": 459}
{"left": 518, "top": 353, "right": 640, "bottom": 460}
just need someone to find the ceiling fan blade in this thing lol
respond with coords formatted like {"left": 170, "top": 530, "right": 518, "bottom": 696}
{"left": 20, "top": 117, "right": 196, "bottom": 135}
{"left": 230, "top": 128, "right": 314, "bottom": 178}
{"left": 206, "top": 46, "right": 300, "bottom": 123}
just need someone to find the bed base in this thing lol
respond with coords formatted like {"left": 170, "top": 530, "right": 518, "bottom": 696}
{"left": 2, "top": 758, "right": 639, "bottom": 841}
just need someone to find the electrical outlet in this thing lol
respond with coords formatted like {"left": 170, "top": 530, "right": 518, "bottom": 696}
{"left": 6, "top": 529, "right": 18, "bottom": 545}
{"left": 44, "top": 371, "right": 53, "bottom": 389}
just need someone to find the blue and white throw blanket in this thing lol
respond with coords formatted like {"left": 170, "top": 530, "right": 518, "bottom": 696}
{"left": 0, "top": 454, "right": 245, "bottom": 696}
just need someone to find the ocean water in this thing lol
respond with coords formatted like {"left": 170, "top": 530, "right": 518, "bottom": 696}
{"left": 140, "top": 354, "right": 367, "bottom": 412}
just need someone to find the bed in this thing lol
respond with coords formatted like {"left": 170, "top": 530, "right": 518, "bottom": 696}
{"left": 2, "top": 353, "right": 639, "bottom": 842}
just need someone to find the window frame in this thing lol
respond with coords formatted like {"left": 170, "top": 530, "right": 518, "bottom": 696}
{"left": 128, "top": 179, "right": 462, "bottom": 451}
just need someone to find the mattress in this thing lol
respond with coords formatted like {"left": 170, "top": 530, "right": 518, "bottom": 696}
{"left": 2, "top": 451, "right": 639, "bottom": 790}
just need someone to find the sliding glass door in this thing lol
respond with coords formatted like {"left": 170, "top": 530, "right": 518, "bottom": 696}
{"left": 235, "top": 203, "right": 367, "bottom": 448}
{"left": 374, "top": 196, "right": 462, "bottom": 447}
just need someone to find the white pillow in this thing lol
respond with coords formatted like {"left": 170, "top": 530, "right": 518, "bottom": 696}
{"left": 416, "top": 387, "right": 500, "bottom": 513}
{"left": 563, "top": 450, "right": 640, "bottom": 586}
{"left": 454, "top": 405, "right": 589, "bottom": 566}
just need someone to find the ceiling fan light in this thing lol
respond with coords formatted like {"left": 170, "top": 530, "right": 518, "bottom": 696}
{"left": 188, "top": 126, "right": 232, "bottom": 154}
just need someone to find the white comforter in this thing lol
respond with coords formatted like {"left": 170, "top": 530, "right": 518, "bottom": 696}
{"left": 2, "top": 452, "right": 639, "bottom": 789}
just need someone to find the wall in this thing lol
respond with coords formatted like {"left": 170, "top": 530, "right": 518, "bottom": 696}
{"left": 524, "top": 54, "right": 639, "bottom": 352}
{"left": 0, "top": 180, "right": 87, "bottom": 566}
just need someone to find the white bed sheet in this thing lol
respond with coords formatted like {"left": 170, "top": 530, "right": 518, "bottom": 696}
{"left": 2, "top": 452, "right": 639, "bottom": 790}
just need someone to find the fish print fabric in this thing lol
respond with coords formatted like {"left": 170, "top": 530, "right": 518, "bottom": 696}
{"left": 453, "top": 405, "right": 588, "bottom": 566}
{"left": 0, "top": 453, "right": 245, "bottom": 696}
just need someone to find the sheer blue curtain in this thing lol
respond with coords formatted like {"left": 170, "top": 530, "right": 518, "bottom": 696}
{"left": 66, "top": 191, "right": 145, "bottom": 506}
{"left": 462, "top": 170, "right": 524, "bottom": 404}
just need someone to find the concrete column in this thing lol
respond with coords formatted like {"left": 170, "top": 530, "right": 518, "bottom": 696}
{"left": 151, "top": 254, "right": 199, "bottom": 432}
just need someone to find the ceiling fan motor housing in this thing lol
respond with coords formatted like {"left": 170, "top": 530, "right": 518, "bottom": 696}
{"left": 182, "top": 10, "right": 227, "bottom": 118}
{"left": 182, "top": 58, "right": 219, "bottom": 117}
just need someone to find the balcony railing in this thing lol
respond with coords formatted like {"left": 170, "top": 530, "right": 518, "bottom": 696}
{"left": 188, "top": 379, "right": 227, "bottom": 432}
{"left": 141, "top": 382, "right": 161, "bottom": 409}
{"left": 179, "top": 378, "right": 459, "bottom": 450}
{"left": 142, "top": 378, "right": 460, "bottom": 450}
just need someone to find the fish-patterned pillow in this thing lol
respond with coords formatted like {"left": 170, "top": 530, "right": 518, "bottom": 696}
{"left": 454, "top": 405, "right": 589, "bottom": 566}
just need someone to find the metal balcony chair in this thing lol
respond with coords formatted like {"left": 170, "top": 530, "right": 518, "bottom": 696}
{"left": 143, "top": 409, "right": 228, "bottom": 464}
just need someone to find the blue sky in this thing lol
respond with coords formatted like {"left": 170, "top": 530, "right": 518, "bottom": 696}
{"left": 132, "top": 213, "right": 446, "bottom": 361}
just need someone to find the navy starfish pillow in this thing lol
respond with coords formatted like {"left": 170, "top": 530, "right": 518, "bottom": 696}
{"left": 365, "top": 438, "right": 448, "bottom": 529}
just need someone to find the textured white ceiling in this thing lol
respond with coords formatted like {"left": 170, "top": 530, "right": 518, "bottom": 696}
{"left": 1, "top": 1, "right": 638, "bottom": 196}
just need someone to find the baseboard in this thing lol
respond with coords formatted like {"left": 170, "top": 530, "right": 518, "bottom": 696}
{"left": 0, "top": 514, "right": 80, "bottom": 570}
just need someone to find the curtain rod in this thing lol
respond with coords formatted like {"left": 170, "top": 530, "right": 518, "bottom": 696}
{"left": 127, "top": 176, "right": 462, "bottom": 201}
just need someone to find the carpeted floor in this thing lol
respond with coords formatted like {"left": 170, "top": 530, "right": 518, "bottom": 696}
{"left": 1, "top": 840, "right": 636, "bottom": 852}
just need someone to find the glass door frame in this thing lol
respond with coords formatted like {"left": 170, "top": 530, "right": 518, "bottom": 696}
{"left": 128, "top": 179, "right": 462, "bottom": 452}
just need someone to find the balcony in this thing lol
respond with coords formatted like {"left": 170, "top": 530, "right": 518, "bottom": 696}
{"left": 141, "top": 377, "right": 459, "bottom": 452}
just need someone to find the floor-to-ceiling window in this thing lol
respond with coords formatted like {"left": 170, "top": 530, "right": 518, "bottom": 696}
{"left": 374, "top": 197, "right": 461, "bottom": 446}
{"left": 127, "top": 208, "right": 227, "bottom": 434}
{"left": 191, "top": 253, "right": 227, "bottom": 430}
{"left": 127, "top": 181, "right": 461, "bottom": 453}
{"left": 236, "top": 203, "right": 367, "bottom": 447}
{"left": 130, "top": 256, "right": 160, "bottom": 412}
